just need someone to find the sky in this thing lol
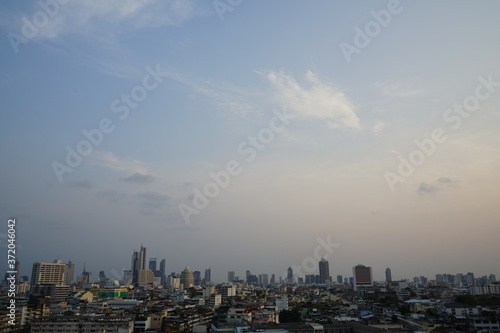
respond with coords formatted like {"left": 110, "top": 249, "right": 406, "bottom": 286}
{"left": 0, "top": 0, "right": 499, "bottom": 283}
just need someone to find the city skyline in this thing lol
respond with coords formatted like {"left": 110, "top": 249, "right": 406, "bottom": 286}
{"left": 1, "top": 1, "right": 499, "bottom": 283}
{"left": 11, "top": 252, "right": 499, "bottom": 285}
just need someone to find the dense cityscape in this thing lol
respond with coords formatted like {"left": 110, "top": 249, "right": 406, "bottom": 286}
{"left": 2, "top": 1, "right": 500, "bottom": 333}
{"left": 0, "top": 244, "right": 499, "bottom": 332}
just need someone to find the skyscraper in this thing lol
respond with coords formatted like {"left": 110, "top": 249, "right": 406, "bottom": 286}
{"left": 259, "top": 274, "right": 269, "bottom": 286}
{"left": 193, "top": 271, "right": 201, "bottom": 285}
{"left": 319, "top": 257, "right": 330, "bottom": 284}
{"left": 131, "top": 245, "right": 147, "bottom": 284}
{"left": 466, "top": 272, "right": 475, "bottom": 285}
{"left": 149, "top": 258, "right": 157, "bottom": 272}
{"left": 66, "top": 260, "right": 75, "bottom": 285}
{"left": 353, "top": 264, "right": 373, "bottom": 291}
{"left": 385, "top": 268, "right": 392, "bottom": 282}
{"left": 204, "top": 268, "right": 211, "bottom": 283}
{"left": 246, "top": 270, "right": 251, "bottom": 283}
{"left": 160, "top": 259, "right": 166, "bottom": 286}
{"left": 228, "top": 271, "right": 235, "bottom": 282}
{"left": 123, "top": 269, "right": 132, "bottom": 284}
{"left": 287, "top": 267, "right": 293, "bottom": 284}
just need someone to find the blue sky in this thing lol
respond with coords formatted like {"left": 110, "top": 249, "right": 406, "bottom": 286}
{"left": 1, "top": 0, "right": 499, "bottom": 283}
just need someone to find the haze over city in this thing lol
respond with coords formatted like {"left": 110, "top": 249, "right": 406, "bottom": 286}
{"left": 1, "top": 1, "right": 499, "bottom": 283}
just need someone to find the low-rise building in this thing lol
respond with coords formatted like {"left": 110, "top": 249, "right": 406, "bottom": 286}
{"left": 30, "top": 315, "right": 133, "bottom": 332}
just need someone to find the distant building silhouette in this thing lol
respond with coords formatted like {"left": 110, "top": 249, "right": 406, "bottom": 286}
{"left": 385, "top": 268, "right": 392, "bottom": 282}
{"left": 353, "top": 264, "right": 373, "bottom": 291}
{"left": 65, "top": 260, "right": 75, "bottom": 284}
{"left": 159, "top": 259, "right": 166, "bottom": 285}
{"left": 319, "top": 257, "right": 330, "bottom": 284}
{"left": 287, "top": 267, "right": 293, "bottom": 284}
{"left": 131, "top": 245, "right": 146, "bottom": 284}
{"left": 193, "top": 271, "right": 201, "bottom": 285}
{"left": 205, "top": 268, "right": 211, "bottom": 283}
{"left": 227, "top": 271, "right": 235, "bottom": 283}
{"left": 149, "top": 258, "right": 157, "bottom": 272}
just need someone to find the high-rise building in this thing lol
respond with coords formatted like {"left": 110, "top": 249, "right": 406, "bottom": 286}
{"left": 123, "top": 269, "right": 132, "bottom": 284}
{"left": 228, "top": 271, "right": 235, "bottom": 283}
{"left": 287, "top": 267, "right": 293, "bottom": 284}
{"left": 131, "top": 245, "right": 147, "bottom": 284}
{"left": 337, "top": 275, "right": 343, "bottom": 284}
{"left": 66, "top": 260, "right": 75, "bottom": 284}
{"left": 31, "top": 260, "right": 67, "bottom": 286}
{"left": 353, "top": 265, "right": 373, "bottom": 291}
{"left": 180, "top": 267, "right": 194, "bottom": 288}
{"left": 139, "top": 269, "right": 154, "bottom": 284}
{"left": 193, "top": 271, "right": 201, "bottom": 285}
{"left": 385, "top": 268, "right": 392, "bottom": 282}
{"left": 159, "top": 259, "right": 166, "bottom": 286}
{"left": 305, "top": 274, "right": 315, "bottom": 284}
{"left": 247, "top": 274, "right": 258, "bottom": 284}
{"left": 270, "top": 274, "right": 276, "bottom": 285}
{"left": 319, "top": 257, "right": 330, "bottom": 284}
{"left": 466, "top": 272, "right": 475, "bottom": 285}
{"left": 205, "top": 268, "right": 211, "bottom": 283}
{"left": 259, "top": 274, "right": 269, "bottom": 286}
{"left": 149, "top": 258, "right": 157, "bottom": 272}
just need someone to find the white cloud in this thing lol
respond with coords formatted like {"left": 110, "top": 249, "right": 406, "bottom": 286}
{"left": 264, "top": 70, "right": 360, "bottom": 130}
{"left": 88, "top": 150, "right": 149, "bottom": 175}
{"left": 169, "top": 71, "right": 257, "bottom": 118}
{"left": 19, "top": 0, "right": 203, "bottom": 40}
{"left": 373, "top": 80, "right": 425, "bottom": 98}
{"left": 372, "top": 120, "right": 387, "bottom": 136}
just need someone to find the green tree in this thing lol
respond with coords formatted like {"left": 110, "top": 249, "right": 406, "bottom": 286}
{"left": 279, "top": 309, "right": 302, "bottom": 323}
{"left": 399, "top": 305, "right": 410, "bottom": 315}
{"left": 455, "top": 295, "right": 476, "bottom": 306}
